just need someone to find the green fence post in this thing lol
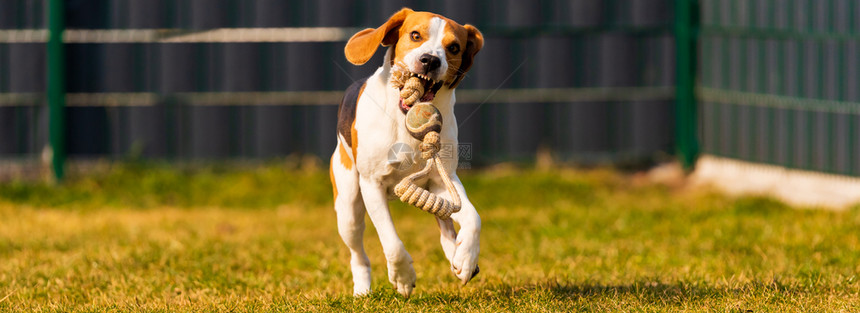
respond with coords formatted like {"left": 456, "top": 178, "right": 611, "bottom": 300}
{"left": 48, "top": 0, "right": 66, "bottom": 181}
{"left": 674, "top": 0, "right": 700, "bottom": 171}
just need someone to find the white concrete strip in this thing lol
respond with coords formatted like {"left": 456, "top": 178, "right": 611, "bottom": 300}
{"left": 691, "top": 155, "right": 860, "bottom": 209}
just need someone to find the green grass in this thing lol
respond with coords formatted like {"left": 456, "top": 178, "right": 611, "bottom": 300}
{"left": 1, "top": 161, "right": 859, "bottom": 312}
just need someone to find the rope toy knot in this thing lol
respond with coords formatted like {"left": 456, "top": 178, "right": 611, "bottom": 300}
{"left": 390, "top": 67, "right": 426, "bottom": 110}
{"left": 400, "top": 76, "right": 425, "bottom": 107}
{"left": 420, "top": 131, "right": 440, "bottom": 159}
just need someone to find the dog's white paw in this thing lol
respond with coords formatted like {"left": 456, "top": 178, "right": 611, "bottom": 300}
{"left": 349, "top": 256, "right": 372, "bottom": 297}
{"left": 352, "top": 268, "right": 372, "bottom": 296}
{"left": 353, "top": 286, "right": 371, "bottom": 297}
{"left": 450, "top": 228, "right": 480, "bottom": 285}
{"left": 387, "top": 254, "right": 417, "bottom": 298}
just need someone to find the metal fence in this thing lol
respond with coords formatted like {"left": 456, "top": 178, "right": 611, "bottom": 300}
{"left": 4, "top": 1, "right": 858, "bottom": 180}
{"left": 0, "top": 0, "right": 678, "bottom": 179}
{"left": 696, "top": 0, "right": 860, "bottom": 177}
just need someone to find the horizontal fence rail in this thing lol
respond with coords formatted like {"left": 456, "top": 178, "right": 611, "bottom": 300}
{"left": 0, "top": 27, "right": 363, "bottom": 43}
{"left": 0, "top": 87, "right": 675, "bottom": 107}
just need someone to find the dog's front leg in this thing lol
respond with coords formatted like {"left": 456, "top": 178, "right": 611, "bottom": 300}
{"left": 433, "top": 174, "right": 481, "bottom": 285}
{"left": 358, "top": 176, "right": 416, "bottom": 297}
{"left": 429, "top": 182, "right": 458, "bottom": 263}
{"left": 434, "top": 216, "right": 457, "bottom": 264}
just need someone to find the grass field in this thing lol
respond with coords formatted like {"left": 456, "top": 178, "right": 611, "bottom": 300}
{"left": 0, "top": 161, "right": 859, "bottom": 312}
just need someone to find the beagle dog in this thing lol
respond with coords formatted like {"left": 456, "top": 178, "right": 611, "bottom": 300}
{"left": 330, "top": 8, "right": 484, "bottom": 297}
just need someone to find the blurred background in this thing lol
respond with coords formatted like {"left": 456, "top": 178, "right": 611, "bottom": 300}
{"left": 0, "top": 0, "right": 858, "bottom": 180}
{"left": 4, "top": 3, "right": 860, "bottom": 310}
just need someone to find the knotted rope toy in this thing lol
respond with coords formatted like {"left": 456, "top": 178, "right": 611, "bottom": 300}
{"left": 390, "top": 70, "right": 461, "bottom": 219}
{"left": 394, "top": 103, "right": 462, "bottom": 219}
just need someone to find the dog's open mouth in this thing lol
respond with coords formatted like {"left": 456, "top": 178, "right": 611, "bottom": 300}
{"left": 398, "top": 72, "right": 443, "bottom": 113}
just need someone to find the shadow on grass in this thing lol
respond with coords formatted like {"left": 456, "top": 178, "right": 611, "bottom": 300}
{"left": 311, "top": 280, "right": 819, "bottom": 311}
{"left": 457, "top": 281, "right": 715, "bottom": 304}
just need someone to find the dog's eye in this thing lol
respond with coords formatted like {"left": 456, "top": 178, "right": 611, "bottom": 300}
{"left": 410, "top": 31, "right": 421, "bottom": 42}
{"left": 447, "top": 43, "right": 460, "bottom": 54}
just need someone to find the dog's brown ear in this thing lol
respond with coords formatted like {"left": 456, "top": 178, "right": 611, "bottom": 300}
{"left": 449, "top": 24, "right": 483, "bottom": 88}
{"left": 344, "top": 8, "right": 413, "bottom": 65}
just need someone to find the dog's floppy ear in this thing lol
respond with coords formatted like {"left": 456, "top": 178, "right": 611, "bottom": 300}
{"left": 449, "top": 24, "right": 483, "bottom": 88}
{"left": 344, "top": 8, "right": 413, "bottom": 65}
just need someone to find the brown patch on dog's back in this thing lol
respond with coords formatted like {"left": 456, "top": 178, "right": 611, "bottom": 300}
{"left": 350, "top": 118, "right": 358, "bottom": 161}
{"left": 338, "top": 77, "right": 367, "bottom": 148}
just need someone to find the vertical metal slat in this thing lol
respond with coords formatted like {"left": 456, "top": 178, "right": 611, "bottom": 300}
{"left": 674, "top": 0, "right": 700, "bottom": 170}
{"left": 48, "top": 0, "right": 66, "bottom": 181}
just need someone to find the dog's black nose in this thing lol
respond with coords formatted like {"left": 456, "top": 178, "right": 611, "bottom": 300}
{"left": 419, "top": 53, "right": 441, "bottom": 73}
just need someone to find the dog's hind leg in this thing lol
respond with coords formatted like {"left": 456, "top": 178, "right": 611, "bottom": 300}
{"left": 331, "top": 146, "right": 372, "bottom": 296}
{"left": 358, "top": 175, "right": 416, "bottom": 298}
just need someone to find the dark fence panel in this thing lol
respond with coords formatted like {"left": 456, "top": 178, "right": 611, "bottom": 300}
{"left": 1, "top": 0, "right": 676, "bottom": 166}
{"left": 698, "top": 0, "right": 860, "bottom": 176}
